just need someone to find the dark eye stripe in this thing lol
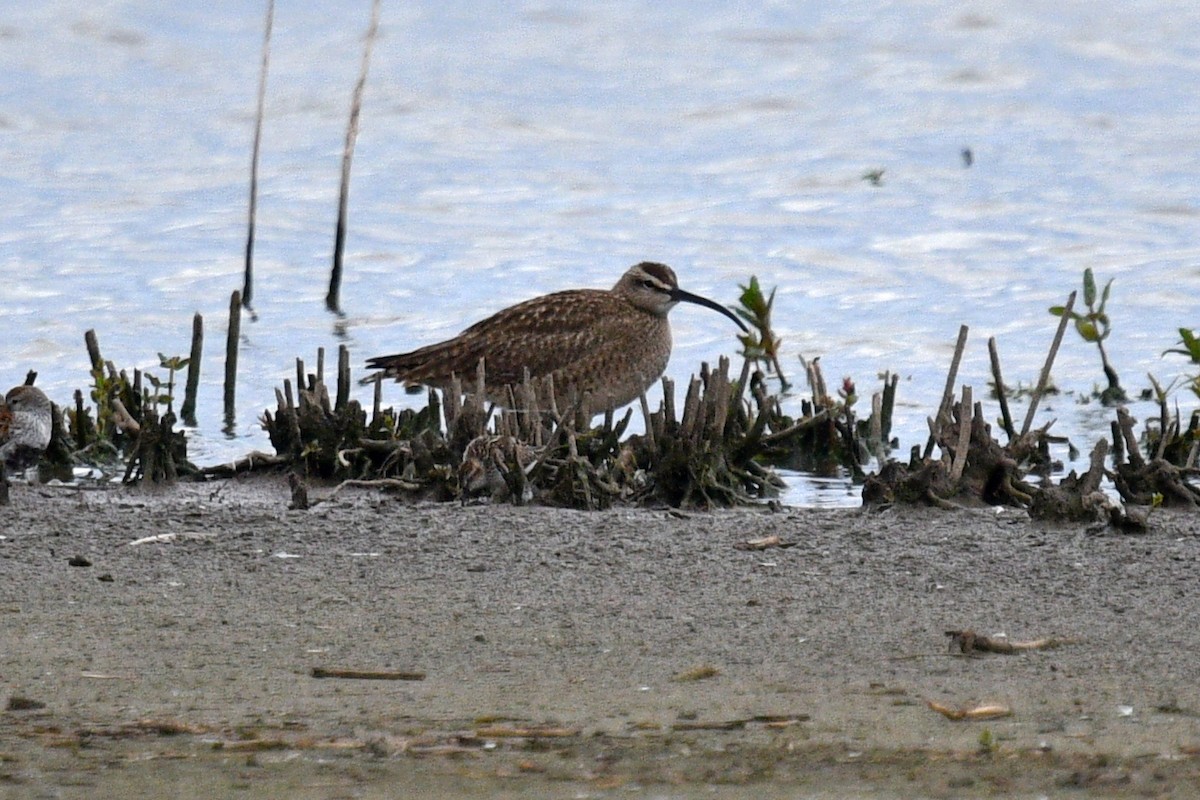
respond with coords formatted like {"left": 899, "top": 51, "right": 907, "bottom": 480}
{"left": 636, "top": 261, "right": 676, "bottom": 288}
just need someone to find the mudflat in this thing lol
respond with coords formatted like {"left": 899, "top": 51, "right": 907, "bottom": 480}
{"left": 1, "top": 477, "right": 1198, "bottom": 798}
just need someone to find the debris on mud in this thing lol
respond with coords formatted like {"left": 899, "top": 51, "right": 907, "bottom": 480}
{"left": 310, "top": 667, "right": 425, "bottom": 681}
{"left": 733, "top": 534, "right": 796, "bottom": 551}
{"left": 945, "top": 630, "right": 1074, "bottom": 655}
{"left": 926, "top": 700, "right": 1012, "bottom": 722}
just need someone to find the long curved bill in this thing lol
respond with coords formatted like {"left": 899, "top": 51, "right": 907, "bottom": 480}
{"left": 671, "top": 288, "right": 750, "bottom": 333}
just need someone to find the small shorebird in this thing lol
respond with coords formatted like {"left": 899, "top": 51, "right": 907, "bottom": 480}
{"left": 365, "top": 262, "right": 748, "bottom": 415}
{"left": 0, "top": 385, "right": 53, "bottom": 476}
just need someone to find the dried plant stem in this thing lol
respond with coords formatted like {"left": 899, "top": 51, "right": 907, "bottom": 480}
{"left": 336, "top": 345, "right": 351, "bottom": 412}
{"left": 948, "top": 386, "right": 973, "bottom": 483}
{"left": 924, "top": 325, "right": 969, "bottom": 459}
{"left": 223, "top": 291, "right": 242, "bottom": 430}
{"left": 85, "top": 329, "right": 103, "bottom": 374}
{"left": 311, "top": 667, "right": 425, "bottom": 681}
{"left": 1116, "top": 406, "right": 1144, "bottom": 469}
{"left": 181, "top": 312, "right": 203, "bottom": 426}
{"left": 326, "top": 0, "right": 382, "bottom": 315}
{"left": 987, "top": 337, "right": 1015, "bottom": 441}
{"left": 371, "top": 375, "right": 382, "bottom": 424}
{"left": 1021, "top": 290, "right": 1075, "bottom": 437}
{"left": 242, "top": 0, "right": 274, "bottom": 316}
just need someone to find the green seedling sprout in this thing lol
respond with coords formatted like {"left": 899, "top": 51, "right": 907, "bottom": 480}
{"left": 1050, "top": 268, "right": 1125, "bottom": 405}
{"left": 153, "top": 353, "right": 189, "bottom": 415}
{"left": 735, "top": 276, "right": 790, "bottom": 391}
{"left": 1163, "top": 328, "right": 1200, "bottom": 401}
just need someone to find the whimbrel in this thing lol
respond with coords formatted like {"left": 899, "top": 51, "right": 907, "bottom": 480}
{"left": 365, "top": 262, "right": 748, "bottom": 415}
{"left": 0, "top": 385, "right": 53, "bottom": 476}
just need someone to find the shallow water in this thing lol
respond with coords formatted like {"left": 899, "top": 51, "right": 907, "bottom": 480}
{"left": 3, "top": 2, "right": 1199, "bottom": 505}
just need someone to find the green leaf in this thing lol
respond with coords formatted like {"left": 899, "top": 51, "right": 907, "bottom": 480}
{"left": 1049, "top": 306, "right": 1066, "bottom": 317}
{"left": 1161, "top": 329, "right": 1200, "bottom": 361}
{"left": 1181, "top": 328, "right": 1200, "bottom": 361}
{"left": 1082, "top": 268, "right": 1096, "bottom": 307}
{"left": 1099, "top": 278, "right": 1113, "bottom": 312}
{"left": 158, "top": 353, "right": 188, "bottom": 370}
{"left": 738, "top": 276, "right": 765, "bottom": 310}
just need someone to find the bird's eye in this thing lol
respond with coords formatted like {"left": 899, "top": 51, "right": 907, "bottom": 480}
{"left": 640, "top": 279, "right": 657, "bottom": 289}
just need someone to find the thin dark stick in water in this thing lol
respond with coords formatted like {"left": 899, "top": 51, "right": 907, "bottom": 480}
{"left": 242, "top": 0, "right": 274, "bottom": 319}
{"left": 326, "top": 0, "right": 382, "bottom": 315}
{"left": 336, "top": 345, "right": 351, "bottom": 411}
{"left": 84, "top": 330, "right": 103, "bottom": 374}
{"left": 181, "top": 312, "right": 203, "bottom": 426}
{"left": 224, "top": 291, "right": 242, "bottom": 431}
{"left": 987, "top": 337, "right": 1015, "bottom": 442}
{"left": 880, "top": 371, "right": 898, "bottom": 441}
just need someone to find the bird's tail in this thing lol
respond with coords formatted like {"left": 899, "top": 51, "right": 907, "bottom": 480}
{"left": 358, "top": 354, "right": 398, "bottom": 386}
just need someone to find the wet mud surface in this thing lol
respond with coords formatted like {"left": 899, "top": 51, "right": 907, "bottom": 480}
{"left": 2, "top": 477, "right": 1199, "bottom": 797}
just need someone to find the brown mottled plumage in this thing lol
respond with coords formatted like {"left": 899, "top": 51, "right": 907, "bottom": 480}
{"left": 365, "top": 262, "right": 747, "bottom": 414}
{"left": 0, "top": 385, "right": 53, "bottom": 475}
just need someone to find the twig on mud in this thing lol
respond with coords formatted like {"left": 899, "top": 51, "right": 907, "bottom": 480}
{"left": 128, "top": 718, "right": 214, "bottom": 736}
{"left": 733, "top": 535, "right": 796, "bottom": 551}
{"left": 311, "top": 667, "right": 425, "bottom": 681}
{"left": 127, "top": 532, "right": 217, "bottom": 546}
{"left": 672, "top": 665, "right": 721, "bottom": 682}
{"left": 670, "top": 720, "right": 747, "bottom": 731}
{"left": 196, "top": 451, "right": 289, "bottom": 478}
{"left": 473, "top": 725, "right": 579, "bottom": 739}
{"left": 926, "top": 700, "right": 1011, "bottom": 721}
{"left": 328, "top": 477, "right": 424, "bottom": 496}
{"left": 80, "top": 672, "right": 132, "bottom": 680}
{"left": 945, "top": 629, "right": 1075, "bottom": 655}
